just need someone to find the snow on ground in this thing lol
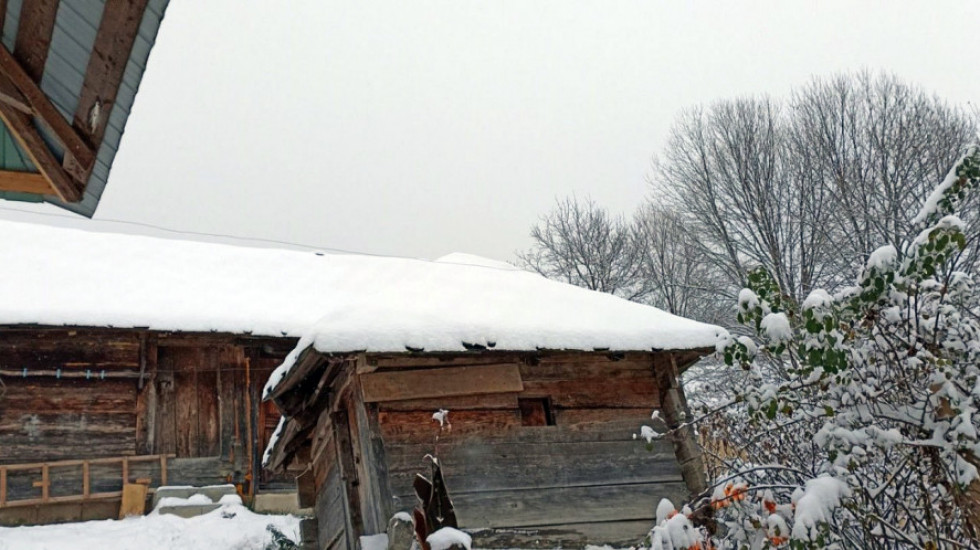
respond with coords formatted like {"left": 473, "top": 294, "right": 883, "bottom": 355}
{"left": 0, "top": 503, "right": 300, "bottom": 550}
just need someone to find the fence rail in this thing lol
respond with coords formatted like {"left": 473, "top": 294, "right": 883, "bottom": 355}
{"left": 0, "top": 454, "right": 175, "bottom": 508}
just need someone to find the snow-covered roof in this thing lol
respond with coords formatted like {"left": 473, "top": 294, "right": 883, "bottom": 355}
{"left": 0, "top": 219, "right": 725, "bottom": 355}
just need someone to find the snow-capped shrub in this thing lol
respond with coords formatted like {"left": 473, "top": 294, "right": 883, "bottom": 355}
{"left": 646, "top": 146, "right": 980, "bottom": 549}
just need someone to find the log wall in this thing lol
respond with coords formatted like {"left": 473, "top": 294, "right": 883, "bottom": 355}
{"left": 0, "top": 327, "right": 296, "bottom": 508}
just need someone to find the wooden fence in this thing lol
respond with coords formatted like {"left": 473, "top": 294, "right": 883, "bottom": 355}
{"left": 0, "top": 454, "right": 175, "bottom": 508}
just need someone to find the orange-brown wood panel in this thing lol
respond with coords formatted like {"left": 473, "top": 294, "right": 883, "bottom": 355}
{"left": 0, "top": 170, "right": 51, "bottom": 194}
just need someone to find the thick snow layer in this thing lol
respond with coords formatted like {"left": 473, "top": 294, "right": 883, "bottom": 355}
{"left": 0, "top": 220, "right": 724, "bottom": 360}
{"left": 913, "top": 146, "right": 977, "bottom": 225}
{"left": 0, "top": 503, "right": 299, "bottom": 550}
{"left": 760, "top": 312, "right": 792, "bottom": 343}
{"left": 360, "top": 533, "right": 389, "bottom": 550}
{"left": 427, "top": 527, "right": 472, "bottom": 550}
{"left": 791, "top": 475, "right": 851, "bottom": 540}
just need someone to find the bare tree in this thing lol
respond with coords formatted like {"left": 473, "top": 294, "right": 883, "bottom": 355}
{"left": 653, "top": 72, "right": 979, "bottom": 303}
{"left": 633, "top": 205, "right": 729, "bottom": 324}
{"left": 517, "top": 197, "right": 653, "bottom": 301}
{"left": 791, "top": 71, "right": 980, "bottom": 273}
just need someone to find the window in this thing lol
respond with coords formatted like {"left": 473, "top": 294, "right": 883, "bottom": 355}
{"left": 519, "top": 398, "right": 554, "bottom": 426}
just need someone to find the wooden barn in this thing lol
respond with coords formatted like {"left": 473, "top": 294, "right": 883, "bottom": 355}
{"left": 260, "top": 254, "right": 724, "bottom": 549}
{"left": 0, "top": 222, "right": 550, "bottom": 524}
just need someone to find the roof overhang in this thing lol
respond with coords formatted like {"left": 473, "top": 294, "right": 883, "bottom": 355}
{"left": 0, "top": 0, "right": 169, "bottom": 215}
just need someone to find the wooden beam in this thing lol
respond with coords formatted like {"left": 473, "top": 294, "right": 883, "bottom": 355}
{"left": 13, "top": 0, "right": 60, "bottom": 82}
{"left": 0, "top": 44, "right": 96, "bottom": 180}
{"left": 0, "top": 1, "right": 8, "bottom": 43}
{"left": 0, "top": 86, "right": 32, "bottom": 114}
{"left": 73, "top": 0, "right": 148, "bottom": 148}
{"left": 658, "top": 354, "right": 707, "bottom": 496}
{"left": 0, "top": 79, "right": 81, "bottom": 201}
{"left": 0, "top": 169, "right": 51, "bottom": 194}
{"left": 360, "top": 363, "right": 524, "bottom": 403}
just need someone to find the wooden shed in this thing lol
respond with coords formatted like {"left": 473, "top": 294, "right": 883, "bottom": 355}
{"left": 260, "top": 254, "right": 724, "bottom": 550}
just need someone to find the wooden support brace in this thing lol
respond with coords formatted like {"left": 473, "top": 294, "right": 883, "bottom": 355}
{"left": 659, "top": 354, "right": 708, "bottom": 495}
{"left": 42, "top": 464, "right": 50, "bottom": 502}
{"left": 0, "top": 45, "right": 95, "bottom": 180}
{"left": 0, "top": 75, "right": 82, "bottom": 201}
{"left": 0, "top": 467, "right": 6, "bottom": 506}
{"left": 83, "top": 461, "right": 90, "bottom": 498}
{"left": 122, "top": 456, "right": 129, "bottom": 485}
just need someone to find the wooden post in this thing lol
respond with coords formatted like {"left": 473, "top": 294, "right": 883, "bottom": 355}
{"left": 41, "top": 464, "right": 49, "bottom": 502}
{"left": 160, "top": 455, "right": 168, "bottom": 486}
{"left": 122, "top": 456, "right": 129, "bottom": 485}
{"left": 1, "top": 467, "right": 7, "bottom": 506}
{"left": 83, "top": 461, "right": 90, "bottom": 498}
{"left": 658, "top": 354, "right": 707, "bottom": 495}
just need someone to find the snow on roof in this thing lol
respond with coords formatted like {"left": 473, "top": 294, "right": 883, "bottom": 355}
{"left": 0, "top": 219, "right": 725, "bottom": 356}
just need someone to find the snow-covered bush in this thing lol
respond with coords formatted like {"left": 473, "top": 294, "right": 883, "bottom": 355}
{"left": 647, "top": 147, "right": 980, "bottom": 548}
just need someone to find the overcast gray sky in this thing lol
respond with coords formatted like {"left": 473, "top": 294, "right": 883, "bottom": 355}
{"left": 1, "top": 1, "right": 978, "bottom": 261}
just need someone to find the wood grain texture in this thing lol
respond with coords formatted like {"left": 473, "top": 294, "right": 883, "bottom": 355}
{"left": 0, "top": 170, "right": 50, "bottom": 194}
{"left": 470, "top": 520, "right": 654, "bottom": 549}
{"left": 451, "top": 481, "right": 688, "bottom": 528}
{"left": 0, "top": 379, "right": 137, "bottom": 464}
{"left": 73, "top": 0, "right": 149, "bottom": 150}
{"left": 12, "top": 0, "right": 58, "bottom": 81}
{"left": 361, "top": 364, "right": 523, "bottom": 403}
{"left": 315, "top": 465, "right": 348, "bottom": 550}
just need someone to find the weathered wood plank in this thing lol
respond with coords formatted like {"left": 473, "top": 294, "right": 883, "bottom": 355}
{"left": 197, "top": 350, "right": 219, "bottom": 457}
{"left": 446, "top": 482, "right": 688, "bottom": 529}
{"left": 12, "top": 0, "right": 59, "bottom": 81}
{"left": 386, "top": 439, "right": 681, "bottom": 497}
{"left": 316, "top": 455, "right": 348, "bottom": 550}
{"left": 378, "top": 408, "right": 656, "bottom": 445}
{"left": 361, "top": 364, "right": 524, "bottom": 403}
{"left": 331, "top": 405, "right": 363, "bottom": 541}
{"left": 369, "top": 354, "right": 524, "bottom": 369}
{"left": 522, "top": 377, "right": 659, "bottom": 408}
{"left": 0, "top": 379, "right": 136, "bottom": 413}
{"left": 0, "top": 338, "right": 140, "bottom": 370}
{"left": 518, "top": 360, "right": 655, "bottom": 381}
{"left": 173, "top": 348, "right": 202, "bottom": 457}
{"left": 72, "top": 0, "right": 149, "bottom": 154}
{"left": 378, "top": 410, "right": 522, "bottom": 443}
{"left": 377, "top": 393, "right": 520, "bottom": 412}
{"left": 470, "top": 519, "right": 654, "bottom": 549}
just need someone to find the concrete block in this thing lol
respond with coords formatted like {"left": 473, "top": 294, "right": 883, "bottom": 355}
{"left": 152, "top": 484, "right": 237, "bottom": 508}
{"left": 253, "top": 491, "right": 311, "bottom": 515}
{"left": 155, "top": 503, "right": 222, "bottom": 518}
